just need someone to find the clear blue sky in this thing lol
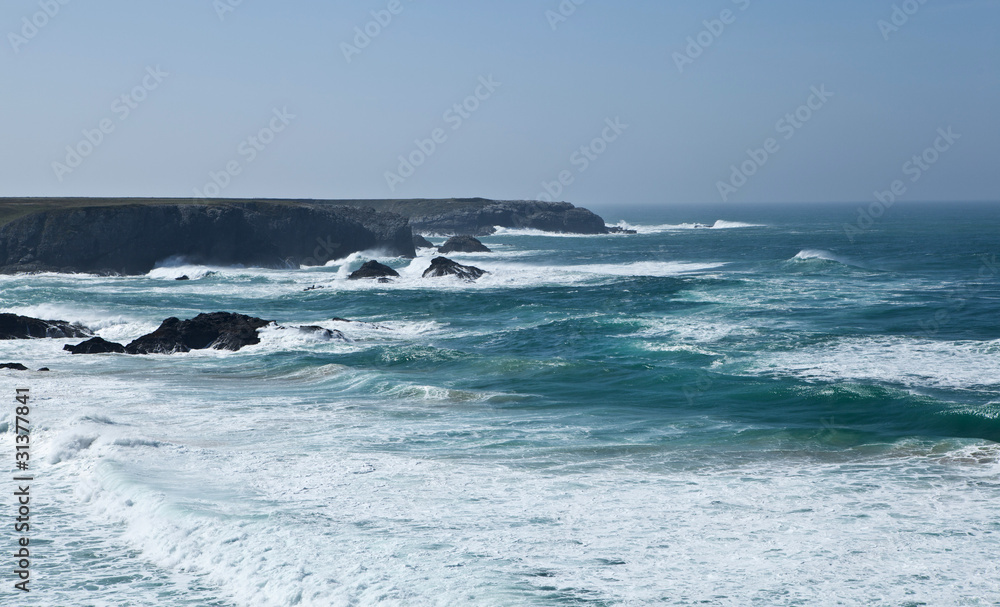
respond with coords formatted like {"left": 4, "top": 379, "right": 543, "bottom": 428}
{"left": 2, "top": 0, "right": 997, "bottom": 207}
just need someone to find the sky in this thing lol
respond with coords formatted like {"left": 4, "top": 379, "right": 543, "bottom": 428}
{"left": 1, "top": 0, "right": 998, "bottom": 209}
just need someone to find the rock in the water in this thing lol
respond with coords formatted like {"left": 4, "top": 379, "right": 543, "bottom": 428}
{"left": 606, "top": 225, "right": 637, "bottom": 234}
{"left": 37, "top": 367, "right": 50, "bottom": 372}
{"left": 64, "top": 337, "right": 127, "bottom": 354}
{"left": 125, "top": 312, "right": 273, "bottom": 354}
{"left": 437, "top": 235, "right": 491, "bottom": 254}
{"left": 0, "top": 363, "right": 28, "bottom": 371}
{"left": 0, "top": 313, "right": 91, "bottom": 340}
{"left": 413, "top": 234, "right": 434, "bottom": 249}
{"left": 348, "top": 260, "right": 400, "bottom": 280}
{"left": 331, "top": 317, "right": 390, "bottom": 330}
{"left": 295, "top": 325, "right": 346, "bottom": 341}
{"left": 422, "top": 257, "right": 487, "bottom": 281}
{"left": 175, "top": 275, "right": 190, "bottom": 281}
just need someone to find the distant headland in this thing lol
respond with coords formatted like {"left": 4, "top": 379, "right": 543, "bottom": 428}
{"left": 0, "top": 197, "right": 612, "bottom": 275}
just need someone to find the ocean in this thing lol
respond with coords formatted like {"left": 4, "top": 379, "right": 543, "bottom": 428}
{"left": 2, "top": 202, "right": 999, "bottom": 606}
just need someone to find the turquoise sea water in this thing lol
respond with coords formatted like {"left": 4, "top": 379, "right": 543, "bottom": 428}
{"left": 2, "top": 202, "right": 999, "bottom": 605}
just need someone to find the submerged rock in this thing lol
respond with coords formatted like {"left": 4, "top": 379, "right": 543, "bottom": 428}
{"left": 294, "top": 325, "right": 346, "bottom": 341}
{"left": 348, "top": 260, "right": 400, "bottom": 280}
{"left": 437, "top": 235, "right": 491, "bottom": 254}
{"left": 606, "top": 225, "right": 637, "bottom": 234}
{"left": 413, "top": 234, "right": 435, "bottom": 249}
{"left": 64, "top": 337, "right": 126, "bottom": 355}
{"left": 0, "top": 363, "right": 28, "bottom": 371}
{"left": 0, "top": 313, "right": 91, "bottom": 340}
{"left": 331, "top": 317, "right": 390, "bottom": 330}
{"left": 175, "top": 275, "right": 190, "bottom": 281}
{"left": 422, "top": 257, "right": 487, "bottom": 281}
{"left": 125, "top": 312, "right": 273, "bottom": 354}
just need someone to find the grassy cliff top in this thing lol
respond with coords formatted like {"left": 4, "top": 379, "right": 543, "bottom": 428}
{"left": 0, "top": 197, "right": 536, "bottom": 228}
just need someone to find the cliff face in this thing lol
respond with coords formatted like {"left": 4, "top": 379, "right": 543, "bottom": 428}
{"left": 406, "top": 200, "right": 608, "bottom": 236}
{"left": 319, "top": 199, "right": 609, "bottom": 236}
{"left": 0, "top": 202, "right": 415, "bottom": 275}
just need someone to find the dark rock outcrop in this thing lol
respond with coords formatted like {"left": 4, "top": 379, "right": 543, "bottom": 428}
{"left": 0, "top": 200, "right": 415, "bottom": 275}
{"left": 319, "top": 198, "right": 609, "bottom": 236}
{"left": 176, "top": 275, "right": 190, "bottom": 281}
{"left": 606, "top": 225, "right": 637, "bottom": 234}
{"left": 438, "top": 235, "right": 491, "bottom": 254}
{"left": 401, "top": 199, "right": 607, "bottom": 236}
{"left": 294, "top": 325, "right": 346, "bottom": 341}
{"left": 413, "top": 234, "right": 434, "bottom": 249}
{"left": 348, "top": 260, "right": 400, "bottom": 280}
{"left": 64, "top": 337, "right": 126, "bottom": 354}
{"left": 422, "top": 257, "right": 487, "bottom": 281}
{"left": 0, "top": 313, "right": 91, "bottom": 339}
{"left": 0, "top": 363, "right": 29, "bottom": 371}
{"left": 125, "top": 312, "right": 273, "bottom": 354}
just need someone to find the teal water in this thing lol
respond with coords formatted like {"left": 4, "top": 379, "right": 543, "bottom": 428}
{"left": 1, "top": 202, "right": 999, "bottom": 605}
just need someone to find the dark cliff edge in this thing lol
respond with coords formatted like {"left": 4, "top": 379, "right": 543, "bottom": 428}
{"left": 321, "top": 198, "right": 608, "bottom": 236}
{"left": 0, "top": 197, "right": 608, "bottom": 274}
{"left": 0, "top": 200, "right": 414, "bottom": 275}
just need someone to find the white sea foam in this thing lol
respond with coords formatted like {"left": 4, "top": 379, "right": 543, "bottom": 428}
{"left": 2, "top": 303, "right": 133, "bottom": 331}
{"left": 750, "top": 336, "right": 1000, "bottom": 391}
{"left": 606, "top": 220, "right": 766, "bottom": 234}
{"left": 568, "top": 261, "right": 725, "bottom": 277}
{"left": 3, "top": 342, "right": 998, "bottom": 607}
{"left": 790, "top": 248, "right": 867, "bottom": 268}
{"left": 293, "top": 255, "right": 727, "bottom": 293}
{"left": 638, "top": 317, "right": 763, "bottom": 344}
{"left": 39, "top": 420, "right": 1000, "bottom": 606}
{"left": 710, "top": 220, "right": 764, "bottom": 229}
{"left": 147, "top": 264, "right": 226, "bottom": 281}
{"left": 489, "top": 226, "right": 604, "bottom": 237}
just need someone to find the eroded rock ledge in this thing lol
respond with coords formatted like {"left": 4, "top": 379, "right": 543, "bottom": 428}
{"left": 0, "top": 200, "right": 414, "bottom": 275}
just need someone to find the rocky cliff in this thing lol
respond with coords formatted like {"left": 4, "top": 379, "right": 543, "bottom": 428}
{"left": 0, "top": 201, "right": 415, "bottom": 275}
{"left": 320, "top": 198, "right": 608, "bottom": 236}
